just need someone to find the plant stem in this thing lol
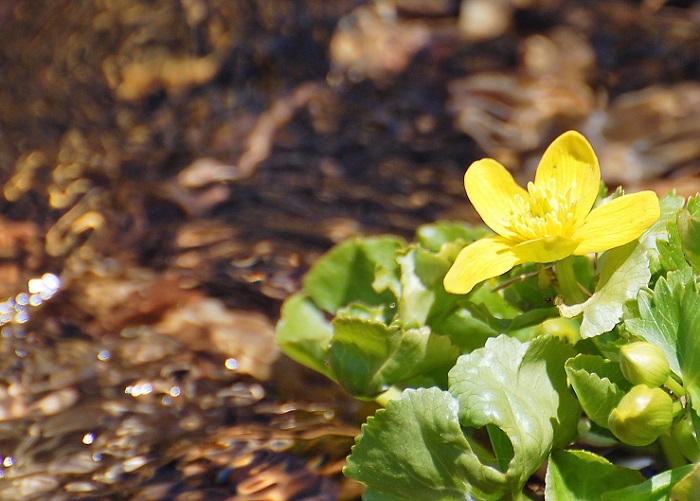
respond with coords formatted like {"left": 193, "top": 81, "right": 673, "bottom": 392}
{"left": 555, "top": 256, "right": 587, "bottom": 305}
{"left": 665, "top": 376, "right": 687, "bottom": 397}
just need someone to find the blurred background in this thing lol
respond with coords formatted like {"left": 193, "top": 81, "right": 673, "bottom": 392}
{"left": 0, "top": 0, "right": 698, "bottom": 499}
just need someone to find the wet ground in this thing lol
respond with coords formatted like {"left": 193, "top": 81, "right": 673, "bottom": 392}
{"left": 0, "top": 0, "right": 699, "bottom": 499}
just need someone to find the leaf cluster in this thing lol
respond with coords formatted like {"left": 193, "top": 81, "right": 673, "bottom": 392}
{"left": 276, "top": 193, "right": 700, "bottom": 500}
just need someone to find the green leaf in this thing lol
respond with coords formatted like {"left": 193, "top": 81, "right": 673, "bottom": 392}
{"left": 397, "top": 242, "right": 534, "bottom": 350}
{"left": 625, "top": 272, "right": 700, "bottom": 412}
{"left": 449, "top": 335, "right": 580, "bottom": 494}
{"left": 502, "top": 262, "right": 558, "bottom": 310}
{"left": 601, "top": 464, "right": 695, "bottom": 501}
{"left": 672, "top": 412, "right": 700, "bottom": 463}
{"left": 461, "top": 302, "right": 511, "bottom": 334}
{"left": 625, "top": 271, "right": 688, "bottom": 376}
{"left": 466, "top": 304, "right": 559, "bottom": 337}
{"left": 434, "top": 306, "right": 500, "bottom": 352}
{"left": 564, "top": 354, "right": 632, "bottom": 428}
{"left": 415, "top": 221, "right": 488, "bottom": 253}
{"left": 328, "top": 317, "right": 458, "bottom": 398}
{"left": 625, "top": 270, "right": 700, "bottom": 412}
{"left": 303, "top": 236, "right": 404, "bottom": 313}
{"left": 650, "top": 192, "right": 687, "bottom": 236}
{"left": 690, "top": 408, "right": 700, "bottom": 456}
{"left": 646, "top": 191, "right": 686, "bottom": 274}
{"left": 677, "top": 280, "right": 700, "bottom": 413}
{"left": 336, "top": 302, "right": 391, "bottom": 323}
{"left": 558, "top": 242, "right": 650, "bottom": 338}
{"left": 687, "top": 194, "right": 700, "bottom": 214}
{"left": 345, "top": 388, "right": 507, "bottom": 501}
{"left": 670, "top": 462, "right": 700, "bottom": 501}
{"left": 658, "top": 218, "right": 688, "bottom": 274}
{"left": 275, "top": 293, "right": 334, "bottom": 378}
{"left": 679, "top": 194, "right": 700, "bottom": 274}
{"left": 545, "top": 449, "right": 644, "bottom": 500}
{"left": 441, "top": 268, "right": 533, "bottom": 346}
{"left": 404, "top": 248, "right": 525, "bottom": 351}
{"left": 328, "top": 318, "right": 394, "bottom": 397}
{"left": 395, "top": 246, "right": 454, "bottom": 326}
{"left": 487, "top": 424, "right": 514, "bottom": 473}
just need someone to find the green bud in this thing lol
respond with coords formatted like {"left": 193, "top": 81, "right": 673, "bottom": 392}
{"left": 608, "top": 385, "right": 673, "bottom": 446}
{"left": 535, "top": 317, "right": 580, "bottom": 344}
{"left": 620, "top": 342, "right": 670, "bottom": 387}
{"left": 671, "top": 415, "right": 700, "bottom": 462}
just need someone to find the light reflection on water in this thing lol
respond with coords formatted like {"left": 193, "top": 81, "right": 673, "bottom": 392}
{"left": 0, "top": 273, "right": 61, "bottom": 328}
{"left": 0, "top": 296, "right": 355, "bottom": 499}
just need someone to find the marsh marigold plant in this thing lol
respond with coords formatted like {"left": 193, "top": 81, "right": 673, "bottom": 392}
{"left": 276, "top": 126, "right": 700, "bottom": 499}
{"left": 443, "top": 130, "right": 661, "bottom": 295}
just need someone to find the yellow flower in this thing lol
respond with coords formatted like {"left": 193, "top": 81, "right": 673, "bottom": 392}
{"left": 443, "top": 131, "right": 660, "bottom": 295}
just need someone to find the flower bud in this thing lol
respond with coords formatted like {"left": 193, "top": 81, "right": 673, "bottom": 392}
{"left": 671, "top": 415, "right": 700, "bottom": 462}
{"left": 535, "top": 317, "right": 580, "bottom": 344}
{"left": 620, "top": 342, "right": 670, "bottom": 387}
{"left": 608, "top": 385, "right": 673, "bottom": 446}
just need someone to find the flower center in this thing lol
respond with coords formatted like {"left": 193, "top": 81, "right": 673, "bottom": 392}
{"left": 507, "top": 179, "right": 578, "bottom": 241}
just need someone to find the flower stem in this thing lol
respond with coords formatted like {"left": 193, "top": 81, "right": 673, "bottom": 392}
{"left": 555, "top": 256, "right": 587, "bottom": 305}
{"left": 665, "top": 376, "right": 687, "bottom": 397}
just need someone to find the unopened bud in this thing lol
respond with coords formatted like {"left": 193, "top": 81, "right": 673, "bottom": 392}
{"left": 608, "top": 385, "right": 673, "bottom": 447}
{"left": 620, "top": 342, "right": 670, "bottom": 388}
{"left": 535, "top": 317, "right": 580, "bottom": 344}
{"left": 671, "top": 415, "right": 700, "bottom": 462}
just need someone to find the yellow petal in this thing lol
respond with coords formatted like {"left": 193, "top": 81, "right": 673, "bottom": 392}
{"left": 512, "top": 235, "right": 579, "bottom": 263}
{"left": 464, "top": 158, "right": 528, "bottom": 238}
{"left": 535, "top": 131, "right": 601, "bottom": 224}
{"left": 571, "top": 191, "right": 661, "bottom": 255}
{"left": 443, "top": 236, "right": 522, "bottom": 295}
